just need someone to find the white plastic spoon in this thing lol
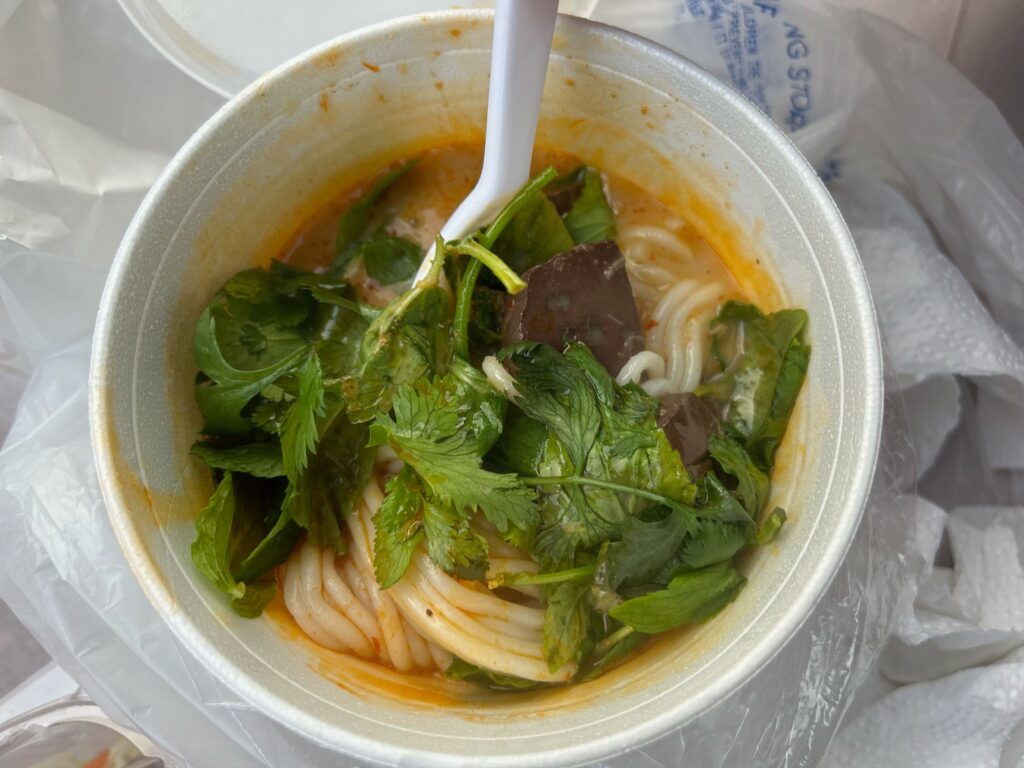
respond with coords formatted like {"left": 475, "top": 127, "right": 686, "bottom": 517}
{"left": 413, "top": 0, "right": 559, "bottom": 285}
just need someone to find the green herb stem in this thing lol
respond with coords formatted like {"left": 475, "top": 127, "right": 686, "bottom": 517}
{"left": 446, "top": 166, "right": 559, "bottom": 360}
{"left": 522, "top": 474, "right": 692, "bottom": 514}
{"left": 453, "top": 258, "right": 482, "bottom": 360}
{"left": 480, "top": 167, "right": 559, "bottom": 248}
{"left": 593, "top": 625, "right": 635, "bottom": 657}
{"left": 425, "top": 235, "right": 448, "bottom": 284}
{"left": 488, "top": 563, "right": 596, "bottom": 589}
{"left": 312, "top": 292, "right": 377, "bottom": 319}
{"left": 448, "top": 239, "right": 526, "bottom": 295}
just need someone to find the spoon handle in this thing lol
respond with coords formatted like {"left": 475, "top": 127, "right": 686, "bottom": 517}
{"left": 440, "top": 0, "right": 559, "bottom": 242}
{"left": 414, "top": 0, "right": 558, "bottom": 285}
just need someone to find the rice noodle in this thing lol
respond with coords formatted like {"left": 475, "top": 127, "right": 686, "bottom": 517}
{"left": 427, "top": 641, "right": 454, "bottom": 671}
{"left": 477, "top": 615, "right": 544, "bottom": 642}
{"left": 320, "top": 549, "right": 382, "bottom": 651}
{"left": 482, "top": 355, "right": 519, "bottom": 398}
{"left": 282, "top": 472, "right": 573, "bottom": 682}
{"left": 412, "top": 555, "right": 545, "bottom": 628}
{"left": 618, "top": 223, "right": 725, "bottom": 395}
{"left": 402, "top": 616, "right": 434, "bottom": 669}
{"left": 283, "top": 554, "right": 349, "bottom": 653}
{"left": 476, "top": 521, "right": 529, "bottom": 559}
{"left": 615, "top": 350, "right": 666, "bottom": 387}
{"left": 619, "top": 225, "right": 695, "bottom": 259}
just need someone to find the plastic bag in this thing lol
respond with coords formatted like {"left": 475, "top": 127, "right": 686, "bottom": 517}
{"left": 2, "top": 0, "right": 1022, "bottom": 765}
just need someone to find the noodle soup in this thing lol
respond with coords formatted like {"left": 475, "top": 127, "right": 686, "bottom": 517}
{"left": 188, "top": 142, "right": 808, "bottom": 691}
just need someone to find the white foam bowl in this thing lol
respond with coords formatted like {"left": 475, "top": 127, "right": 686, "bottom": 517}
{"left": 90, "top": 11, "right": 882, "bottom": 767}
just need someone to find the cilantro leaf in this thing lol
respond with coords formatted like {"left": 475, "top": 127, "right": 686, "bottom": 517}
{"left": 496, "top": 342, "right": 696, "bottom": 565}
{"left": 423, "top": 497, "right": 489, "bottom": 580}
{"left": 212, "top": 268, "right": 310, "bottom": 370}
{"left": 305, "top": 293, "right": 373, "bottom": 377}
{"left": 372, "top": 468, "right": 425, "bottom": 588}
{"left": 342, "top": 247, "right": 451, "bottom": 423}
{"left": 368, "top": 363, "right": 537, "bottom": 585}
{"left": 260, "top": 263, "right": 374, "bottom": 376}
{"left": 280, "top": 352, "right": 326, "bottom": 483}
{"left": 610, "top": 561, "right": 746, "bottom": 633}
{"left": 542, "top": 577, "right": 592, "bottom": 672}
{"left": 193, "top": 264, "right": 371, "bottom": 434}
{"left": 496, "top": 342, "right": 601, "bottom": 471}
{"left": 194, "top": 308, "right": 311, "bottom": 434}
{"left": 204, "top": 264, "right": 371, "bottom": 377}
{"left": 287, "top": 404, "right": 374, "bottom": 553}
{"left": 372, "top": 379, "right": 537, "bottom": 534}
{"left": 373, "top": 468, "right": 491, "bottom": 589}
{"left": 250, "top": 399, "right": 289, "bottom": 435}
{"left": 190, "top": 441, "right": 285, "bottom": 478}
{"left": 447, "top": 357, "right": 506, "bottom": 455}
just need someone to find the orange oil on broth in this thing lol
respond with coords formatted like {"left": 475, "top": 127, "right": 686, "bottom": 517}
{"left": 284, "top": 143, "right": 744, "bottom": 312}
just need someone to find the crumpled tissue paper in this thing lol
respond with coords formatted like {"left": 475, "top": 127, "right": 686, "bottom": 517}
{"left": 1, "top": 0, "right": 1023, "bottom": 766}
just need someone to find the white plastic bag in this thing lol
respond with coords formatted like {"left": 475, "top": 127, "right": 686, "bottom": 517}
{"left": 2, "top": 0, "right": 1023, "bottom": 765}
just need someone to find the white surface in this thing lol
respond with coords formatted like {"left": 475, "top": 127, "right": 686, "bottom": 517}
{"left": 0, "top": 0, "right": 1022, "bottom": 766}
{"left": 116, "top": 0, "right": 597, "bottom": 97}
{"left": 0, "top": 664, "right": 79, "bottom": 724}
{"left": 113, "top": 0, "right": 1024, "bottom": 142}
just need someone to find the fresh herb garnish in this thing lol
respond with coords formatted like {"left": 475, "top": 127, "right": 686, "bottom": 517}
{"left": 341, "top": 237, "right": 452, "bottom": 422}
{"left": 187, "top": 154, "right": 808, "bottom": 693}
{"left": 445, "top": 657, "right": 542, "bottom": 691}
{"left": 368, "top": 370, "right": 537, "bottom": 585}
{"left": 495, "top": 341, "right": 696, "bottom": 566}
{"left": 280, "top": 352, "right": 326, "bottom": 486}
{"left": 697, "top": 302, "right": 810, "bottom": 469}
{"left": 561, "top": 167, "right": 617, "bottom": 244}
{"left": 371, "top": 467, "right": 426, "bottom": 588}
{"left": 575, "top": 626, "right": 646, "bottom": 682}
{"left": 705, "top": 435, "right": 769, "bottom": 518}
{"left": 190, "top": 442, "right": 285, "bottom": 478}
{"left": 609, "top": 561, "right": 747, "bottom": 633}
{"left": 358, "top": 236, "right": 423, "bottom": 285}
{"left": 542, "top": 576, "right": 593, "bottom": 671}
{"left": 332, "top": 161, "right": 417, "bottom": 274}
{"left": 194, "top": 308, "right": 312, "bottom": 435}
{"left": 191, "top": 472, "right": 287, "bottom": 618}
{"left": 451, "top": 166, "right": 559, "bottom": 359}
{"left": 491, "top": 185, "right": 573, "bottom": 274}
{"left": 191, "top": 261, "right": 376, "bottom": 608}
